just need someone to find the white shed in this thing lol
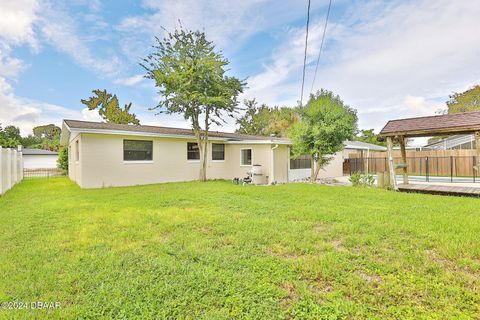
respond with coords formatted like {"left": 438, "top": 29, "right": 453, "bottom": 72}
{"left": 21, "top": 148, "right": 59, "bottom": 169}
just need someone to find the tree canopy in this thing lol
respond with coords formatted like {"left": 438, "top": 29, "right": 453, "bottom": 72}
{"left": 289, "top": 89, "right": 358, "bottom": 182}
{"left": 447, "top": 85, "right": 480, "bottom": 114}
{"left": 81, "top": 89, "right": 140, "bottom": 125}
{"left": 355, "top": 129, "right": 385, "bottom": 147}
{"left": 142, "top": 27, "right": 244, "bottom": 181}
{"left": 0, "top": 125, "right": 22, "bottom": 148}
{"left": 235, "top": 99, "right": 299, "bottom": 137}
{"left": 0, "top": 123, "right": 62, "bottom": 151}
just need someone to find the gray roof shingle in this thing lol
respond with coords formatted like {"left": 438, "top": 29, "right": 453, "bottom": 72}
{"left": 344, "top": 140, "right": 386, "bottom": 151}
{"left": 22, "top": 148, "right": 58, "bottom": 155}
{"left": 63, "top": 119, "right": 288, "bottom": 142}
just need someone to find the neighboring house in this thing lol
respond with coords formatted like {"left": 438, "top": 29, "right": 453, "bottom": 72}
{"left": 342, "top": 141, "right": 387, "bottom": 158}
{"left": 341, "top": 141, "right": 387, "bottom": 175}
{"left": 423, "top": 134, "right": 475, "bottom": 150}
{"left": 21, "top": 148, "right": 58, "bottom": 169}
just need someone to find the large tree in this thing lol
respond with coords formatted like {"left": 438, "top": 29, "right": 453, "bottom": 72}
{"left": 289, "top": 89, "right": 358, "bottom": 182}
{"left": 447, "top": 85, "right": 480, "bottom": 114}
{"left": 0, "top": 125, "right": 22, "bottom": 148}
{"left": 141, "top": 28, "right": 245, "bottom": 181}
{"left": 355, "top": 129, "right": 385, "bottom": 147}
{"left": 236, "top": 99, "right": 299, "bottom": 137}
{"left": 33, "top": 124, "right": 61, "bottom": 140}
{"left": 81, "top": 89, "right": 140, "bottom": 124}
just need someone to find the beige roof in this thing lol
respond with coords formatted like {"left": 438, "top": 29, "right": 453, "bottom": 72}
{"left": 380, "top": 111, "right": 480, "bottom": 137}
{"left": 62, "top": 119, "right": 290, "bottom": 143}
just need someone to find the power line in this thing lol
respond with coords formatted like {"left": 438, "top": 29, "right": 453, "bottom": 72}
{"left": 299, "top": 0, "right": 311, "bottom": 107}
{"left": 310, "top": 0, "right": 332, "bottom": 95}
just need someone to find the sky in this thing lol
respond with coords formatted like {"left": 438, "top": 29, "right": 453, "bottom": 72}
{"left": 1, "top": 0, "right": 479, "bottom": 139}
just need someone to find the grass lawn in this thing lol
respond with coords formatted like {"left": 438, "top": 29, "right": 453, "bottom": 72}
{"left": 0, "top": 178, "right": 479, "bottom": 319}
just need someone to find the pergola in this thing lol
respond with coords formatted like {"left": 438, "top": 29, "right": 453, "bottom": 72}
{"left": 379, "top": 111, "right": 480, "bottom": 190}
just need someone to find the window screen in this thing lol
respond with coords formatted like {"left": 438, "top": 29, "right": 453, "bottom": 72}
{"left": 241, "top": 149, "right": 252, "bottom": 165}
{"left": 187, "top": 142, "right": 200, "bottom": 160}
{"left": 212, "top": 143, "right": 225, "bottom": 161}
{"left": 123, "top": 140, "right": 153, "bottom": 161}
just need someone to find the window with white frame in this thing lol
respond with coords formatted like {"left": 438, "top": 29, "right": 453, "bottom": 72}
{"left": 240, "top": 149, "right": 252, "bottom": 166}
{"left": 212, "top": 143, "right": 225, "bottom": 161}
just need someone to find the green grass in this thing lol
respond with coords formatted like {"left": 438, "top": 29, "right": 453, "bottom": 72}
{"left": 0, "top": 178, "right": 479, "bottom": 319}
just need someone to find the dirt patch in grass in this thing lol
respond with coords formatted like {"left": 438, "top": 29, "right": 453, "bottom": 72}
{"left": 328, "top": 239, "right": 348, "bottom": 253}
{"left": 313, "top": 222, "right": 329, "bottom": 233}
{"left": 266, "top": 245, "right": 307, "bottom": 260}
{"left": 279, "top": 281, "right": 298, "bottom": 310}
{"left": 358, "top": 272, "right": 382, "bottom": 286}
{"left": 426, "top": 249, "right": 479, "bottom": 277}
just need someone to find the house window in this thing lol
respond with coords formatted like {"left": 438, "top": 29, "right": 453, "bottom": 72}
{"left": 241, "top": 149, "right": 252, "bottom": 166}
{"left": 187, "top": 142, "right": 200, "bottom": 160}
{"left": 123, "top": 140, "right": 153, "bottom": 161}
{"left": 212, "top": 143, "right": 225, "bottom": 161}
{"left": 75, "top": 140, "right": 79, "bottom": 161}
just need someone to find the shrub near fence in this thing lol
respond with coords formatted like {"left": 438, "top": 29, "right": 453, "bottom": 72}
{"left": 0, "top": 146, "right": 23, "bottom": 196}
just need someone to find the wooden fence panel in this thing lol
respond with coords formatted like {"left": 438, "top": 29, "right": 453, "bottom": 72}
{"left": 347, "top": 155, "right": 477, "bottom": 178}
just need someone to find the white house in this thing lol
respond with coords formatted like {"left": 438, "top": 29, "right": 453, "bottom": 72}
{"left": 60, "top": 120, "right": 350, "bottom": 188}
{"left": 21, "top": 148, "right": 59, "bottom": 169}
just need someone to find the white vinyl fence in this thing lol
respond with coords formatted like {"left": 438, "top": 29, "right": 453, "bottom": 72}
{"left": 0, "top": 146, "right": 23, "bottom": 196}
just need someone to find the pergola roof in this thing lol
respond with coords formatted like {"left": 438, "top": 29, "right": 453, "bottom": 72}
{"left": 380, "top": 111, "right": 480, "bottom": 137}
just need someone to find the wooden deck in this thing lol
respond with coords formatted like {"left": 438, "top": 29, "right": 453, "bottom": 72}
{"left": 398, "top": 183, "right": 480, "bottom": 197}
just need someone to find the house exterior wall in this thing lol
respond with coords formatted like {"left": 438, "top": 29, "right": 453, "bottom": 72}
{"left": 287, "top": 151, "right": 344, "bottom": 181}
{"left": 68, "top": 134, "right": 82, "bottom": 186}
{"left": 22, "top": 154, "right": 58, "bottom": 169}
{"left": 70, "top": 133, "right": 288, "bottom": 188}
{"left": 273, "top": 145, "right": 289, "bottom": 183}
{"left": 316, "top": 151, "right": 344, "bottom": 179}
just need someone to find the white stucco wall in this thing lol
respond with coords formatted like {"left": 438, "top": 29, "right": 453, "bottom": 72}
{"left": 69, "top": 133, "right": 289, "bottom": 188}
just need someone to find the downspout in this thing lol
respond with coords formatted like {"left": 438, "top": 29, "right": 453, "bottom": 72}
{"left": 271, "top": 144, "right": 279, "bottom": 184}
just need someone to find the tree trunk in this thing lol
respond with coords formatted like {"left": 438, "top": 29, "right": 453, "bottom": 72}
{"left": 311, "top": 158, "right": 321, "bottom": 183}
{"left": 198, "top": 110, "right": 210, "bottom": 182}
{"left": 310, "top": 157, "right": 315, "bottom": 183}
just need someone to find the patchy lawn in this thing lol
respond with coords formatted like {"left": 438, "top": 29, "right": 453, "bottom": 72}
{"left": 0, "top": 178, "right": 479, "bottom": 319}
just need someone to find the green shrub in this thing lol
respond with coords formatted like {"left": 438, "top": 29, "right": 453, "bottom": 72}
{"left": 349, "top": 172, "right": 375, "bottom": 187}
{"left": 57, "top": 146, "right": 68, "bottom": 174}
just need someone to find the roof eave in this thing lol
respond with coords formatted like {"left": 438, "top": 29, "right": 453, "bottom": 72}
{"left": 60, "top": 120, "right": 71, "bottom": 145}
{"left": 62, "top": 126, "right": 292, "bottom": 144}
{"left": 379, "top": 126, "right": 480, "bottom": 138}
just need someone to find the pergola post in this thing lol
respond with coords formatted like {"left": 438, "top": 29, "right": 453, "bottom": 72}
{"left": 475, "top": 131, "right": 480, "bottom": 172}
{"left": 399, "top": 135, "right": 408, "bottom": 184}
{"left": 386, "top": 136, "right": 398, "bottom": 190}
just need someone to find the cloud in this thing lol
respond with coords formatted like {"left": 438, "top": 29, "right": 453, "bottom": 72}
{"left": 404, "top": 95, "right": 446, "bottom": 117}
{"left": 0, "top": 77, "right": 81, "bottom": 135}
{"left": 113, "top": 74, "right": 145, "bottom": 86}
{"left": 37, "top": 2, "right": 124, "bottom": 77}
{"left": 116, "top": 0, "right": 332, "bottom": 61}
{"left": 243, "top": 0, "right": 480, "bottom": 131}
{"left": 0, "top": 0, "right": 39, "bottom": 49}
{"left": 81, "top": 108, "right": 102, "bottom": 122}
{"left": 0, "top": 49, "right": 25, "bottom": 78}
